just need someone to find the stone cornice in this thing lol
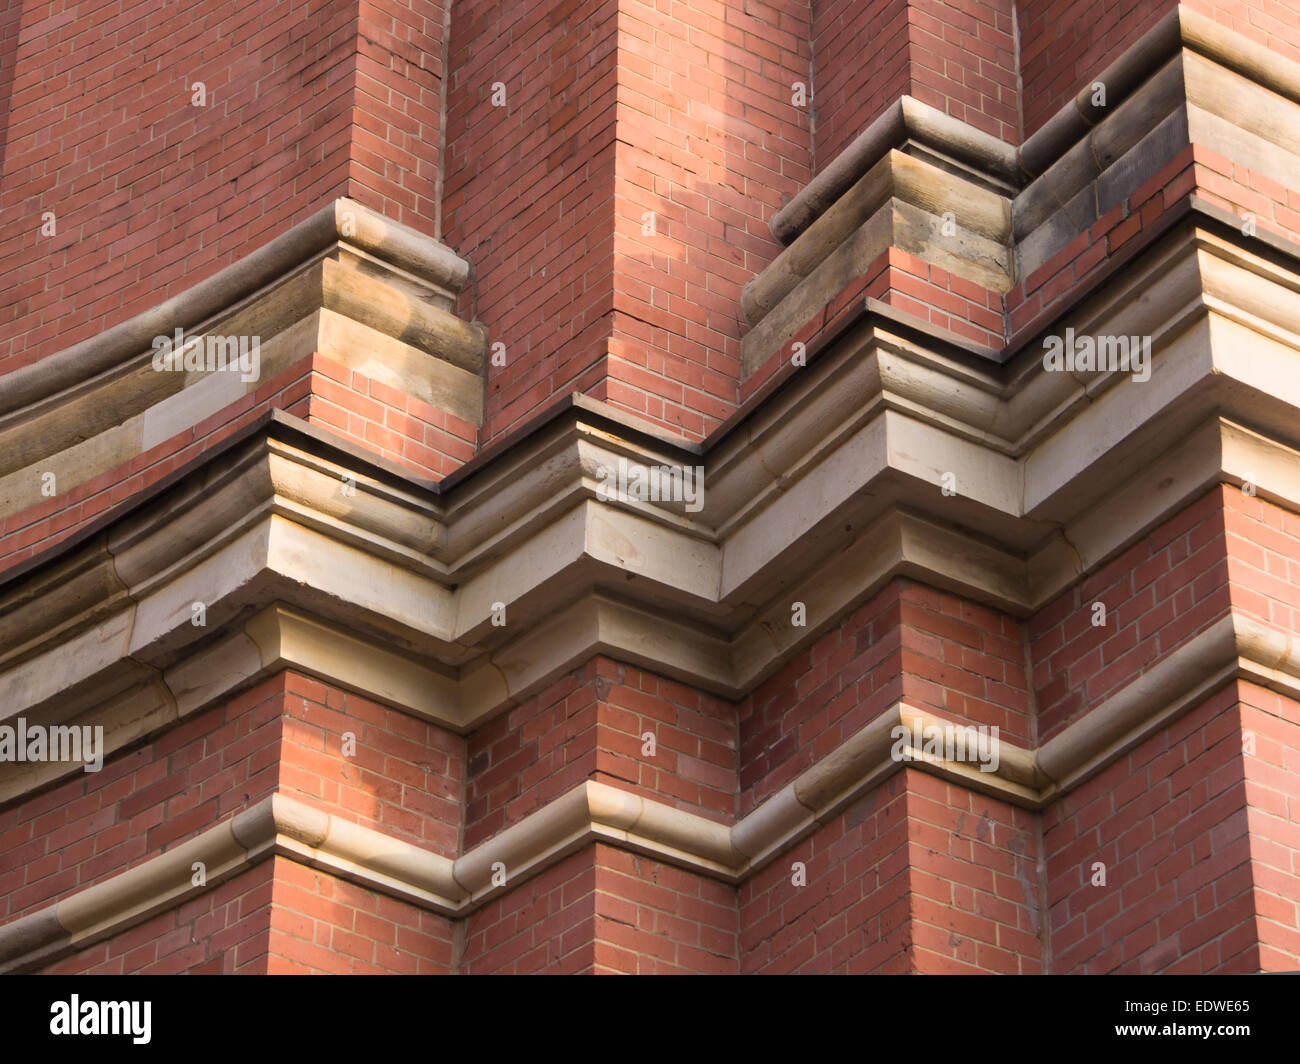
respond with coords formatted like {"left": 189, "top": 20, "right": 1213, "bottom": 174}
{"left": 0, "top": 398, "right": 1290, "bottom": 709}
{"left": 2, "top": 247, "right": 1300, "bottom": 770}
{"left": 3, "top": 611, "right": 1292, "bottom": 973}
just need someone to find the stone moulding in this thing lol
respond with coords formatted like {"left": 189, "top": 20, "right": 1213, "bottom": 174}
{"left": 770, "top": 3, "right": 1300, "bottom": 247}
{"left": 740, "top": 148, "right": 1014, "bottom": 339}
{"left": 769, "top": 97, "right": 1019, "bottom": 246}
{"left": 745, "top": 4, "right": 1300, "bottom": 377}
{"left": 1, "top": 614, "right": 1290, "bottom": 974}
{"left": 0, "top": 397, "right": 1287, "bottom": 700}
{"left": 0, "top": 199, "right": 487, "bottom": 520}
{"left": 0, "top": 199, "right": 473, "bottom": 418}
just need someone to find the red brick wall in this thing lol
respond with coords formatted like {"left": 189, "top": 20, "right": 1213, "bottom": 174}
{"left": 1, "top": 0, "right": 453, "bottom": 373}
{"left": 812, "top": 0, "right": 910, "bottom": 169}
{"left": 442, "top": 0, "right": 619, "bottom": 442}
{"left": 906, "top": 770, "right": 1043, "bottom": 973}
{"left": 595, "top": 660, "right": 736, "bottom": 820}
{"left": 44, "top": 863, "right": 275, "bottom": 975}
{"left": 812, "top": 0, "right": 1017, "bottom": 175}
{"left": 267, "top": 856, "right": 454, "bottom": 973}
{"left": 898, "top": 582, "right": 1033, "bottom": 741}
{"left": 10, "top": 2, "right": 1300, "bottom": 978}
{"left": 1192, "top": 144, "right": 1300, "bottom": 244}
{"left": 446, "top": 0, "right": 810, "bottom": 444}
{"left": 1019, "top": 0, "right": 1168, "bottom": 139}
{"left": 44, "top": 857, "right": 454, "bottom": 975}
{"left": 739, "top": 577, "right": 1030, "bottom": 816}
{"left": 300, "top": 354, "right": 478, "bottom": 478}
{"left": 461, "top": 843, "right": 737, "bottom": 974}
{"left": 350, "top": 0, "right": 446, "bottom": 226}
{"left": 0, "top": 668, "right": 465, "bottom": 931}
{"left": 1224, "top": 487, "right": 1300, "bottom": 634}
{"left": 906, "top": 0, "right": 1018, "bottom": 143}
{"left": 591, "top": 844, "right": 736, "bottom": 973}
{"left": 0, "top": 0, "right": 357, "bottom": 371}
{"left": 460, "top": 847, "right": 596, "bottom": 973}
{"left": 1031, "top": 487, "right": 1232, "bottom": 741}
{"left": 740, "top": 772, "right": 911, "bottom": 972}
{"left": 740, "top": 579, "right": 904, "bottom": 811}
{"left": 465, "top": 664, "right": 600, "bottom": 847}
{"left": 870, "top": 249, "right": 1005, "bottom": 348}
{"left": 1239, "top": 681, "right": 1300, "bottom": 970}
{"left": 1043, "top": 684, "right": 1259, "bottom": 974}
{"left": 279, "top": 672, "right": 465, "bottom": 859}
{"left": 466, "top": 657, "right": 735, "bottom": 849}
{"left": 0, "top": 0, "right": 19, "bottom": 178}
{"left": 4, "top": 670, "right": 462, "bottom": 973}
{"left": 0, "top": 674, "right": 286, "bottom": 926}
{"left": 740, "top": 767, "right": 1040, "bottom": 973}
{"left": 599, "top": 0, "right": 810, "bottom": 439}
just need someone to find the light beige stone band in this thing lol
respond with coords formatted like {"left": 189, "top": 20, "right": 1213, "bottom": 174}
{"left": 1, "top": 396, "right": 1297, "bottom": 802}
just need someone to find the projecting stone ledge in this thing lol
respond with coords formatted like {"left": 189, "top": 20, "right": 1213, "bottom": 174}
{"left": 741, "top": 4, "right": 1300, "bottom": 380}
{"left": 0, "top": 199, "right": 487, "bottom": 527}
